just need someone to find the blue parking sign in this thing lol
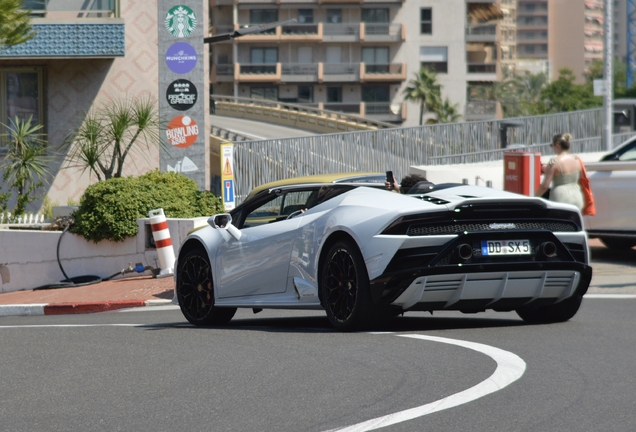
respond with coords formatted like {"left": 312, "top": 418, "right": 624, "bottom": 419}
{"left": 224, "top": 179, "right": 235, "bottom": 203}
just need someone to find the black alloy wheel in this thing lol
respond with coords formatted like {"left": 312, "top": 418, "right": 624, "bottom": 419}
{"left": 176, "top": 249, "right": 236, "bottom": 326}
{"left": 516, "top": 294, "right": 583, "bottom": 324}
{"left": 321, "top": 239, "right": 377, "bottom": 331}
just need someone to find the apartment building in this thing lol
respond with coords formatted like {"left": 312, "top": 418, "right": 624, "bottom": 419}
{"left": 0, "top": 0, "right": 160, "bottom": 206}
{"left": 515, "top": 0, "right": 605, "bottom": 82}
{"left": 209, "top": 0, "right": 515, "bottom": 126}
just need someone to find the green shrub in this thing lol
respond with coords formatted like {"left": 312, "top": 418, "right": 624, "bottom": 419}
{"left": 71, "top": 170, "right": 224, "bottom": 243}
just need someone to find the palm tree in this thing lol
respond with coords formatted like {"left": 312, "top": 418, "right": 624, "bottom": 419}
{"left": 0, "top": 116, "right": 52, "bottom": 215}
{"left": 432, "top": 99, "right": 462, "bottom": 124}
{"left": 64, "top": 96, "right": 162, "bottom": 181}
{"left": 0, "top": 0, "right": 37, "bottom": 49}
{"left": 403, "top": 67, "right": 442, "bottom": 125}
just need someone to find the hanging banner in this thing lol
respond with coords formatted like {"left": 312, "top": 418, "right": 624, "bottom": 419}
{"left": 158, "top": 1, "right": 209, "bottom": 190}
{"left": 220, "top": 142, "right": 235, "bottom": 210}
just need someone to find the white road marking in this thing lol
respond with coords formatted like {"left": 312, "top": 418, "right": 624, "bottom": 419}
{"left": 0, "top": 324, "right": 143, "bottom": 328}
{"left": 326, "top": 334, "right": 526, "bottom": 432}
{"left": 584, "top": 294, "right": 636, "bottom": 299}
{"left": 117, "top": 305, "right": 180, "bottom": 312}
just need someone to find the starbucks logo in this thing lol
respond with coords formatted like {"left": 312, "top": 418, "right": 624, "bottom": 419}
{"left": 165, "top": 5, "right": 197, "bottom": 38}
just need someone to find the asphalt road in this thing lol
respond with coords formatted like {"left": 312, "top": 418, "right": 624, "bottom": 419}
{"left": 1, "top": 242, "right": 634, "bottom": 432}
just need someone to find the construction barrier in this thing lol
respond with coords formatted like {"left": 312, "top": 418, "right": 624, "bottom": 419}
{"left": 149, "top": 209, "right": 175, "bottom": 278}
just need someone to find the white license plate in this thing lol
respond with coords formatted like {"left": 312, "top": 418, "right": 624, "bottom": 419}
{"left": 481, "top": 240, "right": 531, "bottom": 256}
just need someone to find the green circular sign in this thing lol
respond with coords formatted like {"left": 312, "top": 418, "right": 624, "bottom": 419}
{"left": 165, "top": 5, "right": 197, "bottom": 38}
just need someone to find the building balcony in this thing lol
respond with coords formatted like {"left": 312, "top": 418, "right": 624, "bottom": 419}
{"left": 211, "top": 64, "right": 235, "bottom": 82}
{"left": 362, "top": 23, "right": 405, "bottom": 42}
{"left": 281, "top": 63, "right": 319, "bottom": 82}
{"left": 360, "top": 63, "right": 406, "bottom": 82}
{"left": 0, "top": 1, "right": 123, "bottom": 58}
{"left": 322, "top": 63, "right": 360, "bottom": 82}
{"left": 466, "top": 63, "right": 497, "bottom": 80}
{"left": 25, "top": 0, "right": 119, "bottom": 18}
{"left": 465, "top": 23, "right": 497, "bottom": 42}
{"left": 323, "top": 23, "right": 361, "bottom": 42}
{"left": 465, "top": 101, "right": 497, "bottom": 120}
{"left": 363, "top": 102, "right": 405, "bottom": 123}
{"left": 235, "top": 63, "right": 282, "bottom": 82}
{"left": 214, "top": 22, "right": 403, "bottom": 44}
{"left": 223, "top": 62, "right": 405, "bottom": 84}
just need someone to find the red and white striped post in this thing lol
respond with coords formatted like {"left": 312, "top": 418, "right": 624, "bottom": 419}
{"left": 149, "top": 209, "right": 175, "bottom": 278}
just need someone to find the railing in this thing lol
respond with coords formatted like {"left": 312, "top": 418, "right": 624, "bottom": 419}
{"left": 466, "top": 101, "right": 497, "bottom": 117}
{"left": 0, "top": 212, "right": 49, "bottom": 225}
{"left": 364, "top": 23, "right": 398, "bottom": 36}
{"left": 467, "top": 63, "right": 497, "bottom": 73}
{"left": 24, "top": 0, "right": 119, "bottom": 18}
{"left": 365, "top": 103, "right": 392, "bottom": 115}
{"left": 281, "top": 23, "right": 319, "bottom": 35}
{"left": 323, "top": 23, "right": 360, "bottom": 37}
{"left": 365, "top": 63, "right": 403, "bottom": 74}
{"left": 323, "top": 103, "right": 361, "bottom": 114}
{"left": 229, "top": 108, "right": 616, "bottom": 203}
{"left": 210, "top": 126, "right": 253, "bottom": 142}
{"left": 281, "top": 63, "right": 319, "bottom": 76}
{"left": 216, "top": 64, "right": 234, "bottom": 76}
{"left": 240, "top": 64, "right": 277, "bottom": 74}
{"left": 212, "top": 94, "right": 396, "bottom": 129}
{"left": 323, "top": 63, "right": 358, "bottom": 75}
{"left": 363, "top": 23, "right": 402, "bottom": 41}
{"left": 466, "top": 23, "right": 497, "bottom": 36}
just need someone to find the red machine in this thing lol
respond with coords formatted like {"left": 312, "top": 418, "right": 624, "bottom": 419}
{"left": 503, "top": 151, "right": 542, "bottom": 196}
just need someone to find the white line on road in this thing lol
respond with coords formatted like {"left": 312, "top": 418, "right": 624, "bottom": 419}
{"left": 0, "top": 324, "right": 143, "bottom": 328}
{"left": 584, "top": 294, "right": 636, "bottom": 299}
{"left": 326, "top": 334, "right": 526, "bottom": 432}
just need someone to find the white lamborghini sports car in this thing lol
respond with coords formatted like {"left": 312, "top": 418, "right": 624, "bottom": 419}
{"left": 175, "top": 181, "right": 592, "bottom": 331}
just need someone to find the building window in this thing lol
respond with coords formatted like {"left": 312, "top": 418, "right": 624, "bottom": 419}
{"left": 249, "top": 48, "right": 278, "bottom": 73}
{"left": 419, "top": 46, "right": 448, "bottom": 73}
{"left": 362, "top": 86, "right": 389, "bottom": 102}
{"left": 250, "top": 9, "right": 278, "bottom": 24}
{"left": 361, "top": 8, "right": 389, "bottom": 23}
{"left": 251, "top": 47, "right": 278, "bottom": 64}
{"left": 0, "top": 68, "right": 44, "bottom": 145}
{"left": 298, "top": 9, "right": 313, "bottom": 24}
{"left": 327, "top": 86, "right": 342, "bottom": 103}
{"left": 298, "top": 85, "right": 313, "bottom": 103}
{"left": 362, "top": 46, "right": 389, "bottom": 73}
{"left": 420, "top": 8, "right": 432, "bottom": 34}
{"left": 251, "top": 87, "right": 278, "bottom": 101}
{"left": 327, "top": 9, "right": 342, "bottom": 24}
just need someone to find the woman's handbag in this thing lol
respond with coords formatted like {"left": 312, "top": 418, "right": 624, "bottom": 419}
{"left": 577, "top": 157, "right": 596, "bottom": 216}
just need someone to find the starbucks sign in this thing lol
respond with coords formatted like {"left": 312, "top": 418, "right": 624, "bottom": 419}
{"left": 165, "top": 5, "right": 197, "bottom": 38}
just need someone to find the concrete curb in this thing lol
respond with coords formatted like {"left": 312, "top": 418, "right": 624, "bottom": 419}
{"left": 0, "top": 299, "right": 173, "bottom": 317}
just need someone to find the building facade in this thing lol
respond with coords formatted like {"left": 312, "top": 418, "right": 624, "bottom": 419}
{"left": 209, "top": 0, "right": 515, "bottom": 126}
{"left": 515, "top": 0, "right": 606, "bottom": 82}
{"left": 0, "top": 1, "right": 162, "bottom": 207}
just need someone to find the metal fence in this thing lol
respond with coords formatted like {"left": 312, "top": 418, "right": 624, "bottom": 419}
{"left": 230, "top": 108, "right": 633, "bottom": 203}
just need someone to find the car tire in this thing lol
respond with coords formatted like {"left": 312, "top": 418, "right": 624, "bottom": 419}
{"left": 320, "top": 239, "right": 378, "bottom": 331}
{"left": 176, "top": 249, "right": 237, "bottom": 326}
{"left": 599, "top": 237, "right": 636, "bottom": 250}
{"left": 516, "top": 295, "right": 583, "bottom": 324}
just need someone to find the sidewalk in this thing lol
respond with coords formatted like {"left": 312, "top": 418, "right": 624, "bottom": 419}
{"left": 0, "top": 275, "right": 175, "bottom": 317}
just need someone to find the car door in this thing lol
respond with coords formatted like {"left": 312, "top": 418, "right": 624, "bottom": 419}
{"left": 215, "top": 188, "right": 316, "bottom": 298}
{"left": 587, "top": 140, "right": 636, "bottom": 231}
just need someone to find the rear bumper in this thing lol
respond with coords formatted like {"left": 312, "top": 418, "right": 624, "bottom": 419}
{"left": 370, "top": 260, "right": 592, "bottom": 312}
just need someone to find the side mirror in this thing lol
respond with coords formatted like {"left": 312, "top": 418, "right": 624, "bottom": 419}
{"left": 208, "top": 213, "right": 242, "bottom": 241}
{"left": 209, "top": 213, "right": 231, "bottom": 229}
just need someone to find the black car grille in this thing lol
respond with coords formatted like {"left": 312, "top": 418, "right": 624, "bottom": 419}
{"left": 407, "top": 221, "right": 578, "bottom": 236}
{"left": 381, "top": 203, "right": 584, "bottom": 236}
